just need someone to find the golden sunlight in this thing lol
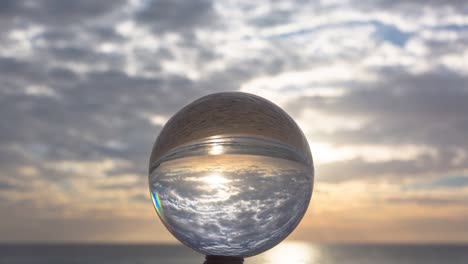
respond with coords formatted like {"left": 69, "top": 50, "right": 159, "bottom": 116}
{"left": 263, "top": 241, "right": 319, "bottom": 264}
{"left": 200, "top": 173, "right": 231, "bottom": 187}
{"left": 208, "top": 143, "right": 224, "bottom": 155}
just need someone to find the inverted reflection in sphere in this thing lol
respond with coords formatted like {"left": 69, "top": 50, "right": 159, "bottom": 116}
{"left": 149, "top": 92, "right": 314, "bottom": 257}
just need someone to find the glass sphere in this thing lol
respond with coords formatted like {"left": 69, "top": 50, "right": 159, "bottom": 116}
{"left": 149, "top": 92, "right": 314, "bottom": 257}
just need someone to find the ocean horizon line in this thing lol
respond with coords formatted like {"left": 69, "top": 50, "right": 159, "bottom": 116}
{"left": 1, "top": 241, "right": 467, "bottom": 246}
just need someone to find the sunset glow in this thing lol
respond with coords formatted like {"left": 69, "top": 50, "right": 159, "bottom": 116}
{"left": 0, "top": 0, "right": 467, "bottom": 244}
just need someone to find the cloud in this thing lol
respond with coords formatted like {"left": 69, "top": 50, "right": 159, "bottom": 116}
{"left": 284, "top": 68, "right": 468, "bottom": 182}
{"left": 387, "top": 196, "right": 468, "bottom": 206}
{"left": 289, "top": 69, "right": 468, "bottom": 147}
{"left": 317, "top": 152, "right": 467, "bottom": 183}
{"left": 0, "top": 0, "right": 467, "bottom": 243}
{"left": 362, "top": 0, "right": 468, "bottom": 9}
{"left": 134, "top": 0, "right": 218, "bottom": 34}
{"left": 408, "top": 175, "right": 468, "bottom": 190}
{"left": 0, "top": 181, "right": 15, "bottom": 190}
{"left": 0, "top": 0, "right": 125, "bottom": 25}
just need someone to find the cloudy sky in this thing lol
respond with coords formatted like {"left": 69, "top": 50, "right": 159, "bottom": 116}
{"left": 1, "top": 0, "right": 468, "bottom": 243}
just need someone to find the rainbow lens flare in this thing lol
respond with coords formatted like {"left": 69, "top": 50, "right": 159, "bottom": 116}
{"left": 151, "top": 191, "right": 163, "bottom": 214}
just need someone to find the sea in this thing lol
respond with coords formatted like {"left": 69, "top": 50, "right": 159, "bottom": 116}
{"left": 0, "top": 242, "right": 467, "bottom": 264}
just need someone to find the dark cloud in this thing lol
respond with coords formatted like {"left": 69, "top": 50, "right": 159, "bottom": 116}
{"left": 0, "top": 181, "right": 15, "bottom": 190}
{"left": 0, "top": 57, "right": 42, "bottom": 82}
{"left": 130, "top": 193, "right": 149, "bottom": 203}
{"left": 134, "top": 0, "right": 218, "bottom": 34}
{"left": 250, "top": 10, "right": 292, "bottom": 28}
{"left": 96, "top": 182, "right": 142, "bottom": 191}
{"left": 290, "top": 70, "right": 468, "bottom": 148}
{"left": 0, "top": 70, "right": 200, "bottom": 174}
{"left": 37, "top": 26, "right": 124, "bottom": 45}
{"left": 0, "top": 0, "right": 21, "bottom": 15}
{"left": 0, "top": 198, "right": 162, "bottom": 241}
{"left": 44, "top": 46, "right": 124, "bottom": 66}
{"left": 387, "top": 196, "right": 468, "bottom": 206}
{"left": 288, "top": 69, "right": 468, "bottom": 182}
{"left": 0, "top": 21, "right": 276, "bottom": 184}
{"left": 0, "top": 0, "right": 125, "bottom": 25}
{"left": 357, "top": 0, "right": 468, "bottom": 10}
{"left": 409, "top": 175, "right": 468, "bottom": 189}
{"left": 247, "top": 1, "right": 298, "bottom": 28}
{"left": 0, "top": 42, "right": 176, "bottom": 178}
{"left": 401, "top": 217, "right": 468, "bottom": 237}
{"left": 318, "top": 150, "right": 467, "bottom": 183}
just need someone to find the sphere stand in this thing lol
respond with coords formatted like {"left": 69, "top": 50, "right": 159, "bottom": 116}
{"left": 204, "top": 255, "right": 244, "bottom": 264}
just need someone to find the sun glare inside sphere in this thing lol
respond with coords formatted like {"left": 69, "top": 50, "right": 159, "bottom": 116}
{"left": 208, "top": 144, "right": 224, "bottom": 155}
{"left": 148, "top": 92, "right": 314, "bottom": 257}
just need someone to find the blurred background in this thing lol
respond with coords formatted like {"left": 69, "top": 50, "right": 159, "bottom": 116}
{"left": 0, "top": 0, "right": 467, "bottom": 249}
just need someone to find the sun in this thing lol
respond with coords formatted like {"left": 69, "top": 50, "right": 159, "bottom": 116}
{"left": 200, "top": 173, "right": 231, "bottom": 187}
{"left": 208, "top": 143, "right": 224, "bottom": 155}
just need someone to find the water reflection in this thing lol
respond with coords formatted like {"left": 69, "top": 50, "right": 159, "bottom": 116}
{"left": 262, "top": 241, "right": 320, "bottom": 264}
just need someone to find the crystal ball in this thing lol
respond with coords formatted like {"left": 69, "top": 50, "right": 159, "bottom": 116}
{"left": 149, "top": 92, "right": 314, "bottom": 257}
